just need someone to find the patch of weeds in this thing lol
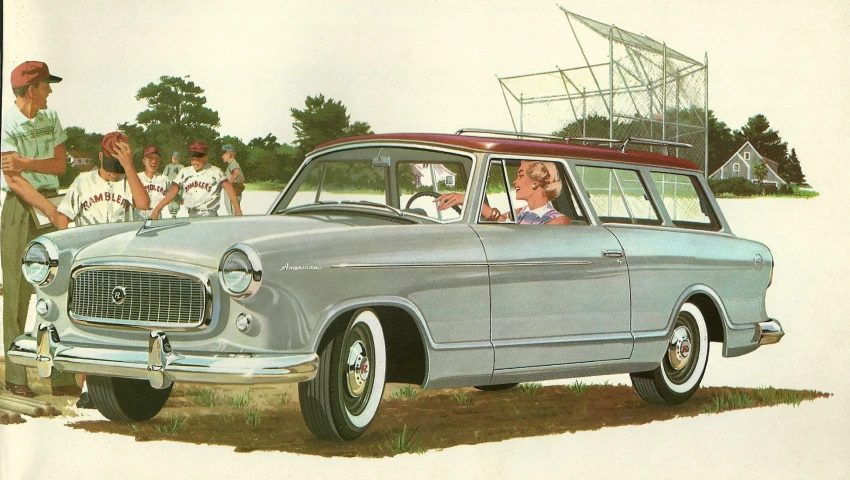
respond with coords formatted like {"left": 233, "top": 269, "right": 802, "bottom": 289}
{"left": 228, "top": 390, "right": 252, "bottom": 409}
{"left": 245, "top": 410, "right": 262, "bottom": 426}
{"left": 754, "top": 386, "right": 809, "bottom": 407}
{"left": 518, "top": 382, "right": 542, "bottom": 396}
{"left": 453, "top": 390, "right": 471, "bottom": 405}
{"left": 188, "top": 387, "right": 218, "bottom": 407}
{"left": 390, "top": 385, "right": 420, "bottom": 400}
{"left": 566, "top": 380, "right": 587, "bottom": 395}
{"left": 278, "top": 391, "right": 292, "bottom": 405}
{"left": 153, "top": 413, "right": 187, "bottom": 434}
{"left": 218, "top": 413, "right": 234, "bottom": 425}
{"left": 706, "top": 391, "right": 756, "bottom": 413}
{"left": 380, "top": 425, "right": 424, "bottom": 455}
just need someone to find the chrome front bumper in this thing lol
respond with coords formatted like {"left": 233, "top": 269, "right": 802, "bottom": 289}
{"left": 8, "top": 324, "right": 319, "bottom": 389}
{"left": 757, "top": 318, "right": 785, "bottom": 346}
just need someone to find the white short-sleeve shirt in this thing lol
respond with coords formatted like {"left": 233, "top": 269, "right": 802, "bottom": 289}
{"left": 173, "top": 163, "right": 226, "bottom": 212}
{"left": 134, "top": 171, "right": 171, "bottom": 220}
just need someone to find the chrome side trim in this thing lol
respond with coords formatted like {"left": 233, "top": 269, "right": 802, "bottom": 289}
{"left": 331, "top": 260, "right": 592, "bottom": 269}
{"left": 757, "top": 319, "right": 784, "bottom": 346}
{"left": 8, "top": 331, "right": 318, "bottom": 387}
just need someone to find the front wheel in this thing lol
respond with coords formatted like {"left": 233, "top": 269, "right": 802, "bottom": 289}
{"left": 87, "top": 375, "right": 172, "bottom": 422}
{"left": 631, "top": 302, "right": 709, "bottom": 405}
{"left": 299, "top": 309, "right": 387, "bottom": 440}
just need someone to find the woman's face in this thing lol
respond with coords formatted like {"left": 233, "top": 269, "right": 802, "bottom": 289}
{"left": 513, "top": 162, "right": 537, "bottom": 201}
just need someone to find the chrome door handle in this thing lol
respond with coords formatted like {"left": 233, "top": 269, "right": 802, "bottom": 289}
{"left": 603, "top": 250, "right": 624, "bottom": 258}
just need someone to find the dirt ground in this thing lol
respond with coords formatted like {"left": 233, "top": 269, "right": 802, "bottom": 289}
{"left": 1, "top": 363, "right": 829, "bottom": 457}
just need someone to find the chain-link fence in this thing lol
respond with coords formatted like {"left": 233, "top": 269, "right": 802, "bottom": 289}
{"left": 497, "top": 8, "right": 708, "bottom": 174}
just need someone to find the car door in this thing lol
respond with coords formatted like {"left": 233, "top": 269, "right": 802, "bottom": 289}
{"left": 471, "top": 158, "right": 632, "bottom": 370}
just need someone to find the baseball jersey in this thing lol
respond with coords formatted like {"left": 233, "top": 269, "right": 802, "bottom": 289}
{"left": 134, "top": 171, "right": 171, "bottom": 220}
{"left": 225, "top": 159, "right": 244, "bottom": 184}
{"left": 1, "top": 107, "right": 67, "bottom": 192}
{"left": 173, "top": 163, "right": 227, "bottom": 212}
{"left": 163, "top": 162, "right": 183, "bottom": 180}
{"left": 57, "top": 169, "right": 134, "bottom": 227}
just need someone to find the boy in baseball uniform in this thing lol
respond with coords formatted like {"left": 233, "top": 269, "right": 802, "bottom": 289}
{"left": 56, "top": 131, "right": 150, "bottom": 228}
{"left": 134, "top": 146, "right": 170, "bottom": 220}
{"left": 162, "top": 151, "right": 183, "bottom": 218}
{"left": 151, "top": 141, "right": 242, "bottom": 218}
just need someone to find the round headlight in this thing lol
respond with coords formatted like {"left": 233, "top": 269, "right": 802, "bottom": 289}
{"left": 22, "top": 240, "right": 58, "bottom": 286}
{"left": 219, "top": 245, "right": 262, "bottom": 298}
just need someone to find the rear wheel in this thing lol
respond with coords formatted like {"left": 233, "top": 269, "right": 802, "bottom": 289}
{"left": 87, "top": 375, "right": 172, "bottom": 422}
{"left": 631, "top": 302, "right": 709, "bottom": 405}
{"left": 299, "top": 309, "right": 387, "bottom": 440}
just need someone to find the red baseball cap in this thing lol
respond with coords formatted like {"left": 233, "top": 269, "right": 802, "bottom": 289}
{"left": 11, "top": 61, "right": 62, "bottom": 88}
{"left": 143, "top": 146, "right": 161, "bottom": 158}
{"left": 101, "top": 131, "right": 129, "bottom": 156}
{"left": 188, "top": 142, "right": 208, "bottom": 155}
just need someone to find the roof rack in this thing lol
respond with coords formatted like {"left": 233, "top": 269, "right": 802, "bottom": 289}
{"left": 455, "top": 128, "right": 692, "bottom": 154}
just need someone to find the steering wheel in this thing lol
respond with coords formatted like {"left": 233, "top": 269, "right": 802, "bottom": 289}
{"left": 405, "top": 191, "right": 462, "bottom": 213}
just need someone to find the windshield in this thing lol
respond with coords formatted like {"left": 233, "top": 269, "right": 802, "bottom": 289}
{"left": 273, "top": 146, "right": 473, "bottom": 222}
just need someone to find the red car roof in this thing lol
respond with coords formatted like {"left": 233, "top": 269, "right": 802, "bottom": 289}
{"left": 315, "top": 133, "right": 701, "bottom": 172}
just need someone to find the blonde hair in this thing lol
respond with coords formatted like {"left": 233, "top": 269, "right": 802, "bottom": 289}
{"left": 524, "top": 161, "right": 562, "bottom": 200}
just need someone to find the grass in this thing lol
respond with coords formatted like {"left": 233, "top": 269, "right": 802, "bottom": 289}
{"left": 278, "top": 392, "right": 292, "bottom": 404}
{"left": 187, "top": 387, "right": 218, "bottom": 407}
{"left": 244, "top": 410, "right": 262, "bottom": 426}
{"left": 452, "top": 391, "right": 472, "bottom": 405}
{"left": 244, "top": 181, "right": 287, "bottom": 192}
{"left": 218, "top": 413, "right": 234, "bottom": 425}
{"left": 518, "top": 382, "right": 542, "bottom": 396}
{"left": 381, "top": 425, "right": 423, "bottom": 455}
{"left": 566, "top": 381, "right": 587, "bottom": 395}
{"left": 390, "top": 385, "right": 421, "bottom": 400}
{"left": 153, "top": 413, "right": 187, "bottom": 434}
{"left": 228, "top": 390, "right": 252, "bottom": 409}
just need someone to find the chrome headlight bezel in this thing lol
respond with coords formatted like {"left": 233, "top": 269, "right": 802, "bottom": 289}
{"left": 218, "top": 244, "right": 262, "bottom": 299}
{"left": 21, "top": 238, "right": 59, "bottom": 286}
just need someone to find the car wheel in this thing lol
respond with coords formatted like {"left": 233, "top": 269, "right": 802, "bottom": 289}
{"left": 474, "top": 383, "right": 518, "bottom": 392}
{"left": 630, "top": 302, "right": 709, "bottom": 405}
{"left": 87, "top": 375, "right": 172, "bottom": 422}
{"left": 299, "top": 309, "right": 387, "bottom": 440}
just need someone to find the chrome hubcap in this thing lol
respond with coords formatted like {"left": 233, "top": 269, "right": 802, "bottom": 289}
{"left": 346, "top": 340, "right": 370, "bottom": 397}
{"left": 667, "top": 325, "right": 692, "bottom": 371}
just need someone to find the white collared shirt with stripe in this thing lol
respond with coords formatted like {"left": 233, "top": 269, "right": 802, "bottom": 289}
{"left": 173, "top": 163, "right": 226, "bottom": 212}
{"left": 57, "top": 169, "right": 134, "bottom": 227}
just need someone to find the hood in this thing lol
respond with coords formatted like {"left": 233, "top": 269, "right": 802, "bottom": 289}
{"left": 72, "top": 214, "right": 377, "bottom": 268}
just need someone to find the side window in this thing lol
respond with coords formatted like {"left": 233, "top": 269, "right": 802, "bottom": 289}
{"left": 650, "top": 172, "right": 720, "bottom": 231}
{"left": 576, "top": 165, "right": 661, "bottom": 225}
{"left": 480, "top": 159, "right": 587, "bottom": 225}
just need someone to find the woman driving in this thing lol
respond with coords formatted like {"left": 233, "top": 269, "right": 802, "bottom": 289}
{"left": 435, "top": 160, "right": 570, "bottom": 225}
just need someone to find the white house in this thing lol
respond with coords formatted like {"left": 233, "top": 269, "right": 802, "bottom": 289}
{"left": 709, "top": 141, "right": 786, "bottom": 186}
{"left": 410, "top": 163, "right": 456, "bottom": 187}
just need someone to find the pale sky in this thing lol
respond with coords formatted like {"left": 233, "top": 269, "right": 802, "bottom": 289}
{"left": 3, "top": 0, "right": 849, "bottom": 189}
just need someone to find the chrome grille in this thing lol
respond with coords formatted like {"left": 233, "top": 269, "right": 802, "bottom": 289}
{"left": 70, "top": 267, "right": 209, "bottom": 328}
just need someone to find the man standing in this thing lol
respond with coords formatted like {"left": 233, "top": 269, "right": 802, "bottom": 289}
{"left": 134, "top": 146, "right": 170, "bottom": 220}
{"left": 221, "top": 144, "right": 244, "bottom": 215}
{"left": 1, "top": 61, "right": 79, "bottom": 398}
{"left": 151, "top": 142, "right": 242, "bottom": 218}
{"left": 162, "top": 152, "right": 183, "bottom": 218}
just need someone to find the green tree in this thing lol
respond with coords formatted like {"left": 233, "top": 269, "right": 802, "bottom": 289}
{"left": 784, "top": 148, "right": 807, "bottom": 185}
{"left": 733, "top": 114, "right": 788, "bottom": 175}
{"left": 291, "top": 94, "right": 373, "bottom": 160}
{"left": 752, "top": 160, "right": 768, "bottom": 186}
{"left": 124, "top": 75, "right": 221, "bottom": 155}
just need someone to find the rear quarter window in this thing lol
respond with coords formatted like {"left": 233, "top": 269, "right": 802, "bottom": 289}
{"left": 650, "top": 172, "right": 720, "bottom": 231}
{"left": 576, "top": 165, "right": 661, "bottom": 226}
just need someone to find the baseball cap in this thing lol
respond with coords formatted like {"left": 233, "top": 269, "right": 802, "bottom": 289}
{"left": 188, "top": 142, "right": 208, "bottom": 155}
{"left": 101, "top": 131, "right": 129, "bottom": 156}
{"left": 11, "top": 61, "right": 63, "bottom": 88}
{"left": 172, "top": 152, "right": 181, "bottom": 158}
{"left": 222, "top": 144, "right": 236, "bottom": 152}
{"left": 143, "top": 146, "right": 160, "bottom": 158}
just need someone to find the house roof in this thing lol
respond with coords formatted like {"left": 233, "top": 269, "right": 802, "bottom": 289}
{"left": 315, "top": 133, "right": 700, "bottom": 172}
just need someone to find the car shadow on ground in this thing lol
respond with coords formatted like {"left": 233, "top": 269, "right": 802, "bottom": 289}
{"left": 53, "top": 381, "right": 830, "bottom": 457}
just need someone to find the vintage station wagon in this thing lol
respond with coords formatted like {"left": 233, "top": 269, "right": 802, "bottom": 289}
{"left": 10, "top": 129, "right": 784, "bottom": 440}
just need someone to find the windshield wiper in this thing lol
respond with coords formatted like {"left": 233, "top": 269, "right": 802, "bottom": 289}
{"left": 340, "top": 200, "right": 404, "bottom": 217}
